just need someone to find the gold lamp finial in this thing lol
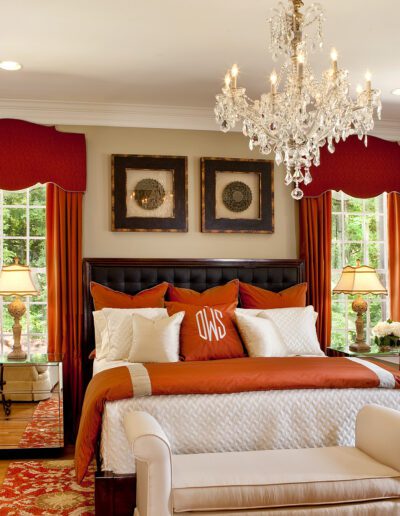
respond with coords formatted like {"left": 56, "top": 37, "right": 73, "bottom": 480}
{"left": 293, "top": 0, "right": 304, "bottom": 12}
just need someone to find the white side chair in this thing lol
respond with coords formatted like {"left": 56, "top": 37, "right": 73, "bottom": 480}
{"left": 124, "top": 405, "right": 400, "bottom": 516}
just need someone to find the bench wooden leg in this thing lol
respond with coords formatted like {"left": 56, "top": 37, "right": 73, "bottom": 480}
{"left": 95, "top": 471, "right": 136, "bottom": 516}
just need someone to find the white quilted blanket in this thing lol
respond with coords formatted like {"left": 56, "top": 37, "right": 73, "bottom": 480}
{"left": 100, "top": 388, "right": 400, "bottom": 474}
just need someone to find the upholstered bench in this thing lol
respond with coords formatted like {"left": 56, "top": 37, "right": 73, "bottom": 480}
{"left": 124, "top": 404, "right": 400, "bottom": 515}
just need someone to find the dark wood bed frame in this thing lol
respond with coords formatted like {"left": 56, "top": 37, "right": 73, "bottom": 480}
{"left": 82, "top": 257, "right": 305, "bottom": 516}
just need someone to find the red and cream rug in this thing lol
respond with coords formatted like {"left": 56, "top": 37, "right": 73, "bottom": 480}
{"left": 19, "top": 397, "right": 64, "bottom": 449}
{"left": 0, "top": 459, "right": 94, "bottom": 515}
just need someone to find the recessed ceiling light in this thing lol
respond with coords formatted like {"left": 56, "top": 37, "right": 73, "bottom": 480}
{"left": 392, "top": 88, "right": 400, "bottom": 96}
{"left": 0, "top": 61, "right": 22, "bottom": 71}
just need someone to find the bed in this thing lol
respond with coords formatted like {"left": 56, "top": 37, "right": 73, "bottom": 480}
{"left": 81, "top": 258, "right": 400, "bottom": 516}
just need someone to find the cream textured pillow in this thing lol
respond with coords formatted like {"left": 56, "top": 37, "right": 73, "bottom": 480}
{"left": 128, "top": 311, "right": 185, "bottom": 363}
{"left": 236, "top": 307, "right": 319, "bottom": 323}
{"left": 258, "top": 306, "right": 324, "bottom": 356}
{"left": 235, "top": 308, "right": 263, "bottom": 317}
{"left": 235, "top": 312, "right": 288, "bottom": 357}
{"left": 93, "top": 311, "right": 108, "bottom": 360}
{"left": 102, "top": 308, "right": 168, "bottom": 361}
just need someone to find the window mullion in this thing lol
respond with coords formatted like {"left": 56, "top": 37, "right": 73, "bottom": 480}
{"left": 0, "top": 186, "right": 47, "bottom": 356}
{"left": 26, "top": 189, "right": 30, "bottom": 354}
{"left": 0, "top": 190, "right": 3, "bottom": 355}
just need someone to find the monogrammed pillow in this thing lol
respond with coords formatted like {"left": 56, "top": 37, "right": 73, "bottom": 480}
{"left": 128, "top": 312, "right": 185, "bottom": 363}
{"left": 166, "top": 301, "right": 245, "bottom": 361}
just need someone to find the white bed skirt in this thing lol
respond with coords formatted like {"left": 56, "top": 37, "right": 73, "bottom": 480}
{"left": 100, "top": 388, "right": 400, "bottom": 474}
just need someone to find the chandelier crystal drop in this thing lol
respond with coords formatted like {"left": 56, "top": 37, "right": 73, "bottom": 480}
{"left": 214, "top": 0, "right": 381, "bottom": 200}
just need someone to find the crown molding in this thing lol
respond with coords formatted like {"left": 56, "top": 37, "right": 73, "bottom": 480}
{"left": 0, "top": 97, "right": 399, "bottom": 141}
{"left": 0, "top": 98, "right": 216, "bottom": 131}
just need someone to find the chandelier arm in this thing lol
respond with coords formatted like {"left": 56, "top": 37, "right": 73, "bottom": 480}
{"left": 236, "top": 109, "right": 282, "bottom": 144}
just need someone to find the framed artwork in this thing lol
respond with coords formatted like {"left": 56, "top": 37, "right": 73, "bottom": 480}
{"left": 201, "top": 157, "right": 274, "bottom": 233}
{"left": 112, "top": 154, "right": 188, "bottom": 232}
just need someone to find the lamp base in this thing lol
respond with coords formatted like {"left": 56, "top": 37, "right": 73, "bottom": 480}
{"left": 349, "top": 342, "right": 371, "bottom": 353}
{"left": 7, "top": 347, "right": 27, "bottom": 360}
{"left": 350, "top": 295, "right": 370, "bottom": 353}
{"left": 7, "top": 297, "right": 27, "bottom": 361}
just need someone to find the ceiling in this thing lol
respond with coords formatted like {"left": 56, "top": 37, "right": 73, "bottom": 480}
{"left": 0, "top": 0, "right": 399, "bottom": 129}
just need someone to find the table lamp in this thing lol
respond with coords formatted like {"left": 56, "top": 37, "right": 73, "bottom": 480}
{"left": 333, "top": 260, "right": 387, "bottom": 352}
{"left": 0, "top": 257, "right": 39, "bottom": 359}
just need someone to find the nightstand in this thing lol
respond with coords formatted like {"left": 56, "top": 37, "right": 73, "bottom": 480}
{"left": 326, "top": 346, "right": 400, "bottom": 370}
{"left": 0, "top": 353, "right": 63, "bottom": 455}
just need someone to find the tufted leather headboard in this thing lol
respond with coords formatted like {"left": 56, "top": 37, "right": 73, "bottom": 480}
{"left": 82, "top": 258, "right": 304, "bottom": 384}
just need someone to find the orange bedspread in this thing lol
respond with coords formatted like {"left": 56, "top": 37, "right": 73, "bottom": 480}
{"left": 75, "top": 357, "right": 400, "bottom": 483}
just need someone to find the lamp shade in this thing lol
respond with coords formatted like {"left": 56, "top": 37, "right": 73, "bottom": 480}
{"left": 0, "top": 259, "right": 39, "bottom": 296}
{"left": 333, "top": 261, "right": 387, "bottom": 295}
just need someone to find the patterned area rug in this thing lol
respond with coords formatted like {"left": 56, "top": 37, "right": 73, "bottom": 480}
{"left": 19, "top": 397, "right": 64, "bottom": 448}
{"left": 0, "top": 460, "right": 95, "bottom": 515}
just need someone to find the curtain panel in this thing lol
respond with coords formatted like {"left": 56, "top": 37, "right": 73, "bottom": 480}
{"left": 388, "top": 192, "right": 400, "bottom": 321}
{"left": 302, "top": 136, "right": 400, "bottom": 199}
{"left": 0, "top": 119, "right": 86, "bottom": 192}
{"left": 46, "top": 184, "right": 84, "bottom": 441}
{"left": 299, "top": 192, "right": 332, "bottom": 351}
{"left": 0, "top": 119, "right": 86, "bottom": 440}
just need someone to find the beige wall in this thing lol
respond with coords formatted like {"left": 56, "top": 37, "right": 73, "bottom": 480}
{"left": 60, "top": 125, "right": 299, "bottom": 259}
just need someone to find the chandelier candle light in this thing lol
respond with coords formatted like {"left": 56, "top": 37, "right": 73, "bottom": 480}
{"left": 215, "top": 0, "right": 382, "bottom": 199}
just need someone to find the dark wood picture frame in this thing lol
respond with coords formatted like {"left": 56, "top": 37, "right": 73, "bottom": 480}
{"left": 201, "top": 157, "right": 274, "bottom": 233}
{"left": 112, "top": 154, "right": 188, "bottom": 232}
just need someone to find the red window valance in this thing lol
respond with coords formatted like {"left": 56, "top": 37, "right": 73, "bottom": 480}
{"left": 302, "top": 135, "right": 400, "bottom": 198}
{"left": 0, "top": 119, "right": 86, "bottom": 192}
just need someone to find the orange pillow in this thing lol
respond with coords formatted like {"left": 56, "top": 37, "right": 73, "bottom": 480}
{"left": 168, "top": 279, "right": 239, "bottom": 305}
{"left": 239, "top": 282, "right": 307, "bottom": 309}
{"left": 166, "top": 301, "right": 245, "bottom": 361}
{"left": 90, "top": 281, "right": 168, "bottom": 310}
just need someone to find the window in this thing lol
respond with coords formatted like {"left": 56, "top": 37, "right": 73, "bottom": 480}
{"left": 0, "top": 185, "right": 47, "bottom": 355}
{"left": 331, "top": 191, "right": 389, "bottom": 348}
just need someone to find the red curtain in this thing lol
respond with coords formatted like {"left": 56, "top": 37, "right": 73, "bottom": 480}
{"left": 0, "top": 119, "right": 86, "bottom": 192}
{"left": 46, "top": 184, "right": 84, "bottom": 440}
{"left": 388, "top": 192, "right": 400, "bottom": 321}
{"left": 302, "top": 136, "right": 400, "bottom": 198}
{"left": 299, "top": 192, "right": 332, "bottom": 351}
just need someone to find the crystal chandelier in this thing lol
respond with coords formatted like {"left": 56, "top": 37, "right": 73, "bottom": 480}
{"left": 215, "top": 0, "right": 382, "bottom": 200}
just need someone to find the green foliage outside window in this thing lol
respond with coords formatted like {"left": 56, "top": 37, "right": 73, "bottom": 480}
{"left": 0, "top": 186, "right": 47, "bottom": 354}
{"left": 331, "top": 192, "right": 387, "bottom": 348}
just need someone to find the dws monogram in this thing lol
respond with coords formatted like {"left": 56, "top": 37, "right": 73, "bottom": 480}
{"left": 196, "top": 307, "right": 226, "bottom": 341}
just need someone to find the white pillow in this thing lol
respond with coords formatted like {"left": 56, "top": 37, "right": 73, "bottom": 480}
{"left": 101, "top": 308, "right": 168, "bottom": 361}
{"left": 128, "top": 311, "right": 185, "bottom": 363}
{"left": 258, "top": 306, "right": 324, "bottom": 356}
{"left": 235, "top": 308, "right": 264, "bottom": 317}
{"left": 235, "top": 312, "right": 288, "bottom": 357}
{"left": 236, "top": 307, "right": 319, "bottom": 324}
{"left": 93, "top": 311, "right": 108, "bottom": 360}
